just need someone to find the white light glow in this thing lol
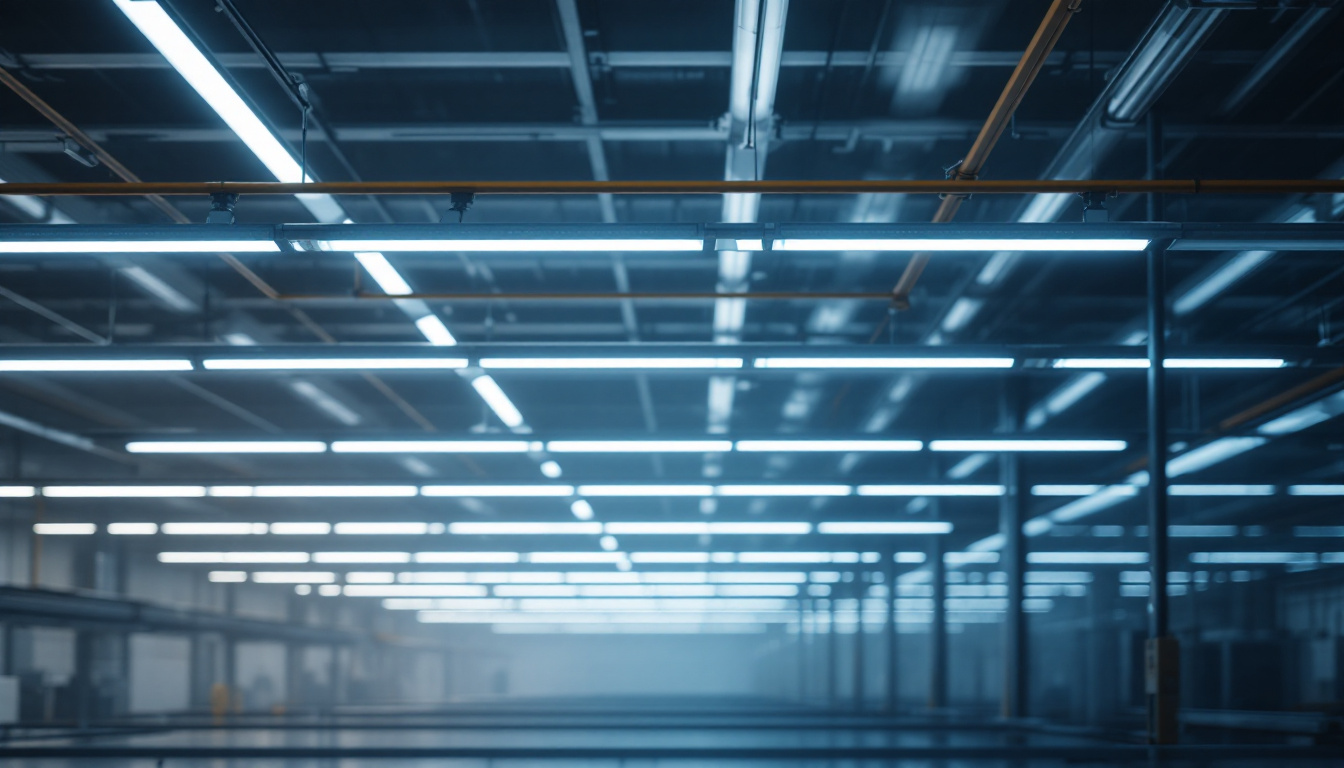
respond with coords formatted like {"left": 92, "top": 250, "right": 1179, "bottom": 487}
{"left": 450, "top": 522, "right": 601, "bottom": 535}
{"left": 1053, "top": 358, "right": 1286, "bottom": 369}
{"left": 716, "top": 485, "right": 851, "bottom": 496}
{"left": 580, "top": 485, "right": 714, "bottom": 497}
{"left": 1289, "top": 485, "right": 1344, "bottom": 496}
{"left": 413, "top": 315, "right": 458, "bottom": 347}
{"left": 482, "top": 357, "right": 743, "bottom": 370}
{"left": 570, "top": 500, "right": 595, "bottom": 520}
{"left": 930, "top": 440, "right": 1126, "bottom": 452}
{"left": 1167, "top": 437, "right": 1268, "bottom": 477}
{"left": 43, "top": 485, "right": 205, "bottom": 498}
{"left": 471, "top": 375, "right": 525, "bottom": 428}
{"left": 0, "top": 240, "right": 279, "bottom": 254}
{"left": 203, "top": 358, "right": 466, "bottom": 370}
{"left": 539, "top": 460, "right": 564, "bottom": 478}
{"left": 312, "top": 552, "right": 410, "bottom": 563}
{"left": 421, "top": 485, "right": 574, "bottom": 497}
{"left": 735, "top": 439, "right": 923, "bottom": 452}
{"left": 753, "top": 357, "right": 1014, "bottom": 369}
{"left": 158, "top": 552, "right": 309, "bottom": 563}
{"left": 0, "top": 486, "right": 36, "bottom": 497}
{"left": 1027, "top": 552, "right": 1148, "bottom": 564}
{"left": 354, "top": 252, "right": 412, "bottom": 295}
{"left": 252, "top": 571, "right": 336, "bottom": 583}
{"left": 1168, "top": 484, "right": 1275, "bottom": 496}
{"left": 126, "top": 441, "right": 327, "bottom": 454}
{"left": 161, "top": 522, "right": 266, "bottom": 535}
{"left": 208, "top": 571, "right": 247, "bottom": 582}
{"left": 344, "top": 584, "right": 489, "bottom": 597}
{"left": 1032, "top": 485, "right": 1103, "bottom": 496}
{"left": 856, "top": 485, "right": 1004, "bottom": 496}
{"left": 334, "top": 522, "right": 430, "bottom": 535}
{"left": 253, "top": 486, "right": 418, "bottom": 498}
{"left": 816, "top": 522, "right": 952, "bottom": 534}
{"left": 772, "top": 238, "right": 1149, "bottom": 252}
{"left": 602, "top": 522, "right": 810, "bottom": 535}
{"left": 33, "top": 523, "right": 96, "bottom": 535}
{"left": 108, "top": 523, "right": 158, "bottom": 535}
{"left": 628, "top": 552, "right": 710, "bottom": 563}
{"left": 414, "top": 552, "right": 521, "bottom": 563}
{"left": 331, "top": 441, "right": 530, "bottom": 453}
{"left": 527, "top": 552, "right": 626, "bottom": 563}
{"left": 0, "top": 360, "right": 193, "bottom": 373}
{"left": 322, "top": 239, "right": 705, "bottom": 253}
{"left": 1190, "top": 552, "right": 1318, "bottom": 565}
{"left": 268, "top": 522, "right": 332, "bottom": 535}
{"left": 549, "top": 440, "right": 733, "bottom": 453}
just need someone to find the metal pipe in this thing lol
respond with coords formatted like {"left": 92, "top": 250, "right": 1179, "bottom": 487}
{"left": 1000, "top": 379, "right": 1029, "bottom": 718}
{"left": 280, "top": 291, "right": 893, "bottom": 302}
{"left": 885, "top": 551, "right": 898, "bottom": 714}
{"left": 852, "top": 572, "right": 865, "bottom": 711}
{"left": 1145, "top": 243, "right": 1178, "bottom": 744}
{"left": 1, "top": 178, "right": 1342, "bottom": 197}
{"left": 929, "top": 528, "right": 948, "bottom": 709}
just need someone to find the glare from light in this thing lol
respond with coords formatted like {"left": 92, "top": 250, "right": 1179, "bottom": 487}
{"left": 318, "top": 584, "right": 341, "bottom": 596}
{"left": 252, "top": 571, "right": 336, "bottom": 583}
{"left": 1027, "top": 552, "right": 1148, "bottom": 564}
{"left": 930, "top": 439, "right": 1127, "bottom": 452}
{"left": 203, "top": 358, "right": 466, "bottom": 370}
{"left": 1167, "top": 437, "right": 1268, "bottom": 477}
{"left": 43, "top": 485, "right": 206, "bottom": 498}
{"left": 414, "top": 552, "right": 521, "bottom": 563}
{"left": 126, "top": 441, "right": 327, "bottom": 454}
{"left": 735, "top": 440, "right": 923, "bottom": 452}
{"left": 481, "top": 358, "right": 743, "bottom": 370}
{"left": 580, "top": 485, "right": 715, "bottom": 497}
{"left": 346, "top": 572, "right": 397, "bottom": 583}
{"left": 1169, "top": 484, "right": 1275, "bottom": 496}
{"left": 322, "top": 239, "right": 705, "bottom": 253}
{"left": 526, "top": 552, "right": 626, "bottom": 563}
{"left": 268, "top": 522, "right": 332, "bottom": 535}
{"left": 539, "top": 460, "right": 564, "bottom": 478}
{"left": 331, "top": 440, "right": 530, "bottom": 453}
{"left": 334, "top": 522, "right": 430, "bottom": 535}
{"left": 1052, "top": 358, "right": 1147, "bottom": 369}
{"left": 816, "top": 522, "right": 953, "bottom": 534}
{"left": 414, "top": 315, "right": 459, "bottom": 346}
{"left": 716, "top": 485, "right": 851, "bottom": 497}
{"left": 0, "top": 486, "right": 36, "bottom": 498}
{"left": 1032, "top": 485, "right": 1103, "bottom": 496}
{"left": 312, "top": 552, "right": 411, "bottom": 563}
{"left": 602, "top": 522, "right": 810, "bottom": 535}
{"left": 422, "top": 485, "right": 574, "bottom": 497}
{"left": 772, "top": 238, "right": 1149, "bottom": 252}
{"left": 450, "top": 522, "right": 602, "bottom": 535}
{"left": 470, "top": 375, "right": 525, "bottom": 428}
{"left": 0, "top": 360, "right": 193, "bottom": 373}
{"left": 628, "top": 552, "right": 710, "bottom": 563}
{"left": 256, "top": 485, "right": 418, "bottom": 498}
{"left": 753, "top": 357, "right": 1014, "bottom": 369}
{"left": 570, "top": 500, "right": 595, "bottom": 521}
{"left": 856, "top": 485, "right": 1004, "bottom": 497}
{"left": 599, "top": 535, "right": 619, "bottom": 551}
{"left": 161, "top": 522, "right": 266, "bottom": 535}
{"left": 108, "top": 523, "right": 158, "bottom": 535}
{"left": 158, "top": 552, "right": 310, "bottom": 563}
{"left": 0, "top": 240, "right": 279, "bottom": 254}
{"left": 33, "top": 523, "right": 96, "bottom": 535}
{"left": 549, "top": 440, "right": 733, "bottom": 453}
{"left": 208, "top": 571, "right": 247, "bottom": 582}
{"left": 354, "top": 252, "right": 412, "bottom": 295}
{"left": 1053, "top": 358, "right": 1286, "bottom": 369}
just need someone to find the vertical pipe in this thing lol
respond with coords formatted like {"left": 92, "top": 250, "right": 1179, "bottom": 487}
{"left": 797, "top": 588, "right": 808, "bottom": 701}
{"left": 1001, "top": 451, "right": 1027, "bottom": 718}
{"left": 853, "top": 571, "right": 865, "bottom": 711}
{"left": 1146, "top": 113, "right": 1163, "bottom": 222}
{"left": 827, "top": 595, "right": 838, "bottom": 708}
{"left": 1146, "top": 240, "right": 1179, "bottom": 743}
{"left": 885, "top": 551, "right": 898, "bottom": 714}
{"left": 929, "top": 529, "right": 948, "bottom": 709}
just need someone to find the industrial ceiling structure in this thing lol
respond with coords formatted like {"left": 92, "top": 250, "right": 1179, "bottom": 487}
{"left": 0, "top": 0, "right": 1342, "bottom": 758}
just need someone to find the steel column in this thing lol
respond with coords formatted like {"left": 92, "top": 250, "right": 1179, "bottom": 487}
{"left": 1146, "top": 242, "right": 1179, "bottom": 744}
{"left": 885, "top": 551, "right": 898, "bottom": 713}
{"left": 929, "top": 528, "right": 948, "bottom": 709}
{"left": 827, "top": 596, "right": 837, "bottom": 708}
{"left": 1000, "top": 451, "right": 1028, "bottom": 718}
{"left": 852, "top": 571, "right": 865, "bottom": 711}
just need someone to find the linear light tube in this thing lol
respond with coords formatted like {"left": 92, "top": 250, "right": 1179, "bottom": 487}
{"left": 526, "top": 552, "right": 626, "bottom": 563}
{"left": 1032, "top": 485, "right": 1103, "bottom": 496}
{"left": 1167, "top": 437, "right": 1267, "bottom": 477}
{"left": 252, "top": 571, "right": 336, "bottom": 583}
{"left": 158, "top": 552, "right": 309, "bottom": 563}
{"left": 334, "top": 522, "right": 430, "bottom": 535}
{"left": 422, "top": 485, "right": 574, "bottom": 497}
{"left": 628, "top": 552, "right": 710, "bottom": 563}
{"left": 1190, "top": 552, "right": 1318, "bottom": 564}
{"left": 414, "top": 315, "right": 458, "bottom": 347}
{"left": 108, "top": 523, "right": 158, "bottom": 535}
{"left": 481, "top": 357, "right": 743, "bottom": 370}
{"left": 208, "top": 571, "right": 247, "bottom": 582}
{"left": 549, "top": 441, "right": 732, "bottom": 453}
{"left": 322, "top": 239, "right": 705, "bottom": 253}
{"left": 1289, "top": 485, "right": 1344, "bottom": 495}
{"left": 1027, "top": 552, "right": 1148, "bottom": 564}
{"left": 539, "top": 461, "right": 563, "bottom": 478}
{"left": 1168, "top": 484, "right": 1275, "bottom": 496}
{"left": 816, "top": 522, "right": 953, "bottom": 534}
{"left": 930, "top": 440, "right": 1127, "bottom": 452}
{"left": 43, "top": 485, "right": 206, "bottom": 498}
{"left": 126, "top": 441, "right": 327, "bottom": 454}
{"left": 1169, "top": 525, "right": 1239, "bottom": 537}
{"left": 0, "top": 240, "right": 279, "bottom": 254}
{"left": 269, "top": 522, "right": 332, "bottom": 535}
{"left": 161, "top": 522, "right": 266, "bottom": 535}
{"left": 203, "top": 358, "right": 466, "bottom": 370}
{"left": 495, "top": 585, "right": 579, "bottom": 597}
{"left": 736, "top": 552, "right": 854, "bottom": 564}
{"left": 470, "top": 375, "right": 524, "bottom": 428}
{"left": 311, "top": 552, "right": 410, "bottom": 563}
{"left": 735, "top": 439, "right": 923, "bottom": 452}
{"left": 354, "top": 252, "right": 412, "bottom": 295}
{"left": 772, "top": 238, "right": 1149, "bottom": 252}
{"left": 602, "top": 522, "right": 811, "bottom": 535}
{"left": 1295, "top": 526, "right": 1344, "bottom": 537}
{"left": 253, "top": 486, "right": 418, "bottom": 498}
{"left": 753, "top": 357, "right": 1014, "bottom": 369}
{"left": 332, "top": 440, "right": 531, "bottom": 453}
{"left": 414, "top": 552, "right": 521, "bottom": 563}
{"left": 1054, "top": 358, "right": 1286, "bottom": 369}
{"left": 856, "top": 485, "right": 1004, "bottom": 496}
{"left": 570, "top": 500, "right": 595, "bottom": 521}
{"left": 347, "top": 572, "right": 397, "bottom": 583}
{"left": 33, "top": 523, "right": 96, "bottom": 535}
{"left": 716, "top": 485, "right": 851, "bottom": 496}
{"left": 344, "top": 585, "right": 489, "bottom": 597}
{"left": 579, "top": 485, "right": 714, "bottom": 497}
{"left": 0, "top": 360, "right": 193, "bottom": 373}
{"left": 0, "top": 486, "right": 36, "bottom": 497}
{"left": 450, "top": 523, "right": 602, "bottom": 535}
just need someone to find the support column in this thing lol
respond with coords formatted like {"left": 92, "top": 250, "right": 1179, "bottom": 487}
{"left": 853, "top": 571, "right": 865, "bottom": 711}
{"left": 1000, "top": 381, "right": 1028, "bottom": 720}
{"left": 1146, "top": 241, "right": 1179, "bottom": 744}
{"left": 827, "top": 595, "right": 838, "bottom": 708}
{"left": 885, "top": 551, "right": 898, "bottom": 714}
{"left": 797, "top": 586, "right": 808, "bottom": 702}
{"left": 929, "top": 529, "right": 948, "bottom": 709}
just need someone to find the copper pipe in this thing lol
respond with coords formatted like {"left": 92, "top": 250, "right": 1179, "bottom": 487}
{"left": 891, "top": 0, "right": 1085, "bottom": 307}
{"left": 279, "top": 291, "right": 893, "bottom": 302}
{"left": 0, "top": 179, "right": 1342, "bottom": 197}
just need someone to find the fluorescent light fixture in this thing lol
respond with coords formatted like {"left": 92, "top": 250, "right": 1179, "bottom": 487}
{"left": 43, "top": 485, "right": 206, "bottom": 498}
{"left": 268, "top": 522, "right": 332, "bottom": 535}
{"left": 347, "top": 572, "right": 397, "bottom": 583}
{"left": 1173, "top": 250, "right": 1273, "bottom": 316}
{"left": 1295, "top": 526, "right": 1344, "bottom": 537}
{"left": 602, "top": 522, "right": 810, "bottom": 535}
{"left": 0, "top": 486, "right": 36, "bottom": 498}
{"left": 856, "top": 485, "right": 1004, "bottom": 496}
{"left": 1048, "top": 485, "right": 1138, "bottom": 524}
{"left": 0, "top": 240, "right": 279, "bottom": 254}
{"left": 539, "top": 460, "right": 564, "bottom": 478}
{"left": 108, "top": 522, "right": 158, "bottom": 535}
{"left": 930, "top": 440, "right": 1126, "bottom": 452}
{"left": 1169, "top": 484, "right": 1275, "bottom": 496}
{"left": 125, "top": 441, "right": 327, "bottom": 454}
{"left": 549, "top": 440, "right": 733, "bottom": 453}
{"left": 1054, "top": 358, "right": 1286, "bottom": 370}
{"left": 1289, "top": 485, "right": 1344, "bottom": 496}
{"left": 1027, "top": 552, "right": 1148, "bottom": 564}
{"left": 1190, "top": 552, "right": 1317, "bottom": 565}
{"left": 753, "top": 357, "right": 1014, "bottom": 369}
{"left": 816, "top": 522, "right": 953, "bottom": 534}
{"left": 344, "top": 584, "right": 489, "bottom": 597}
{"left": 311, "top": 552, "right": 410, "bottom": 563}
{"left": 414, "top": 315, "right": 458, "bottom": 346}
{"left": 735, "top": 440, "right": 922, "bottom": 452}
{"left": 1169, "top": 525, "right": 1238, "bottom": 537}
{"left": 1258, "top": 390, "right": 1344, "bottom": 436}
{"left": 580, "top": 485, "right": 714, "bottom": 497}
{"left": 450, "top": 522, "right": 602, "bottom": 535}
{"left": 161, "top": 522, "right": 266, "bottom": 535}
{"left": 331, "top": 441, "right": 530, "bottom": 453}
{"left": 120, "top": 266, "right": 197, "bottom": 312}
{"left": 252, "top": 571, "right": 336, "bottom": 583}
{"left": 470, "top": 375, "right": 524, "bottom": 428}
{"left": 33, "top": 523, "right": 96, "bottom": 535}
{"left": 737, "top": 552, "right": 854, "bottom": 564}
{"left": 322, "top": 239, "right": 705, "bottom": 253}
{"left": 0, "top": 360, "right": 193, "bottom": 373}
{"left": 318, "top": 584, "right": 341, "bottom": 596}
{"left": 204, "top": 358, "right": 466, "bottom": 370}
{"left": 570, "top": 500, "right": 595, "bottom": 521}
{"left": 1032, "top": 485, "right": 1103, "bottom": 496}
{"left": 945, "top": 552, "right": 1000, "bottom": 564}
{"left": 1167, "top": 437, "right": 1267, "bottom": 477}
{"left": 208, "top": 571, "right": 247, "bottom": 582}
{"left": 414, "top": 552, "right": 521, "bottom": 563}
{"left": 482, "top": 357, "right": 743, "bottom": 370}
{"left": 253, "top": 486, "right": 418, "bottom": 497}
{"left": 716, "top": 485, "right": 851, "bottom": 497}
{"left": 354, "top": 252, "right": 412, "bottom": 295}
{"left": 158, "top": 552, "right": 310, "bottom": 563}
{"left": 288, "top": 380, "right": 361, "bottom": 426}
{"left": 494, "top": 585, "right": 580, "bottom": 597}
{"left": 772, "top": 238, "right": 1149, "bottom": 252}
{"left": 1053, "top": 359, "right": 1147, "bottom": 369}
{"left": 422, "top": 485, "right": 574, "bottom": 497}
{"left": 526, "top": 552, "right": 625, "bottom": 563}
{"left": 334, "top": 522, "right": 430, "bottom": 535}
{"left": 628, "top": 552, "right": 710, "bottom": 563}
{"left": 599, "top": 535, "right": 619, "bottom": 551}
{"left": 1025, "top": 572, "right": 1094, "bottom": 584}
